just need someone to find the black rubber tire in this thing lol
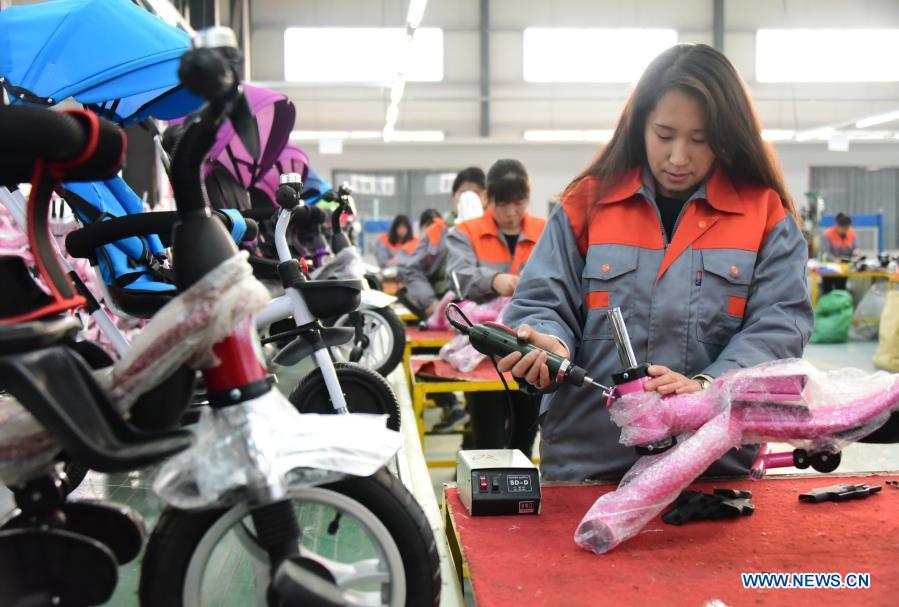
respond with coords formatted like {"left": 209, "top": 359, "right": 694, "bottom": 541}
{"left": 289, "top": 361, "right": 401, "bottom": 431}
{"left": 334, "top": 307, "right": 406, "bottom": 377}
{"left": 138, "top": 468, "right": 441, "bottom": 607}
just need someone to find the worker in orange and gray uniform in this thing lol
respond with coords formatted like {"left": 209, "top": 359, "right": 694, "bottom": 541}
{"left": 374, "top": 214, "right": 418, "bottom": 270}
{"left": 446, "top": 159, "right": 547, "bottom": 457}
{"left": 398, "top": 167, "right": 486, "bottom": 317}
{"left": 820, "top": 212, "right": 857, "bottom": 260}
{"left": 496, "top": 44, "right": 814, "bottom": 481}
{"left": 398, "top": 167, "right": 487, "bottom": 433}
{"left": 819, "top": 212, "right": 858, "bottom": 293}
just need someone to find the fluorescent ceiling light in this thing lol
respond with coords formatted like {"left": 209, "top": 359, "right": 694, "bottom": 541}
{"left": 290, "top": 130, "right": 443, "bottom": 142}
{"left": 523, "top": 29, "right": 677, "bottom": 83}
{"left": 284, "top": 28, "right": 443, "bottom": 83}
{"left": 794, "top": 126, "right": 836, "bottom": 142}
{"left": 382, "top": 130, "right": 444, "bottom": 142}
{"left": 855, "top": 110, "right": 899, "bottom": 129}
{"left": 524, "top": 130, "right": 614, "bottom": 142}
{"left": 761, "top": 129, "right": 795, "bottom": 142}
{"left": 756, "top": 29, "right": 899, "bottom": 82}
{"left": 846, "top": 130, "right": 893, "bottom": 140}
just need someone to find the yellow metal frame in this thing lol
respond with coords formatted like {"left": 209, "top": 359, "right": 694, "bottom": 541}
{"left": 401, "top": 328, "right": 539, "bottom": 468}
{"left": 807, "top": 270, "right": 895, "bottom": 307}
{"left": 411, "top": 372, "right": 518, "bottom": 467}
{"left": 401, "top": 332, "right": 455, "bottom": 398}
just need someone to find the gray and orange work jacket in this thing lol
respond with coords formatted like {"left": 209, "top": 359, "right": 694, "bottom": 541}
{"left": 374, "top": 232, "right": 418, "bottom": 268}
{"left": 821, "top": 225, "right": 856, "bottom": 258}
{"left": 446, "top": 212, "right": 547, "bottom": 304}
{"left": 503, "top": 167, "right": 814, "bottom": 481}
{"left": 397, "top": 217, "right": 451, "bottom": 310}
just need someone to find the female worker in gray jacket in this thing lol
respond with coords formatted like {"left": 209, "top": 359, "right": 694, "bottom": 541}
{"left": 498, "top": 44, "right": 814, "bottom": 481}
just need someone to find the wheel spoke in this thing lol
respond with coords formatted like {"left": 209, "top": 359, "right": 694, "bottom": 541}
{"left": 232, "top": 522, "right": 272, "bottom": 563}
{"left": 253, "top": 562, "right": 270, "bottom": 606}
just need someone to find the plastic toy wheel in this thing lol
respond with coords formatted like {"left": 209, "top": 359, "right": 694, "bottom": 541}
{"left": 289, "top": 361, "right": 401, "bottom": 431}
{"left": 139, "top": 469, "right": 440, "bottom": 607}
{"left": 330, "top": 307, "right": 406, "bottom": 377}
{"left": 809, "top": 451, "right": 842, "bottom": 473}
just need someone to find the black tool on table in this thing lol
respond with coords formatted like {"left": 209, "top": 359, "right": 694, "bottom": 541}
{"left": 444, "top": 302, "right": 611, "bottom": 393}
{"left": 798, "top": 483, "right": 882, "bottom": 503}
{"left": 662, "top": 489, "right": 755, "bottom": 525}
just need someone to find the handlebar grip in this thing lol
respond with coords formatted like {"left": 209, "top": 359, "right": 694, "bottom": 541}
{"left": 178, "top": 47, "right": 236, "bottom": 102}
{"left": 0, "top": 108, "right": 125, "bottom": 185}
{"left": 242, "top": 217, "right": 259, "bottom": 241}
{"left": 65, "top": 210, "right": 257, "bottom": 258}
{"left": 66, "top": 212, "right": 181, "bottom": 259}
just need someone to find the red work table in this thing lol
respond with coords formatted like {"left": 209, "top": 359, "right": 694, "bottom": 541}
{"left": 443, "top": 473, "right": 899, "bottom": 606}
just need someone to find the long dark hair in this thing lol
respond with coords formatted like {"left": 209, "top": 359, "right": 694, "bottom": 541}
{"left": 388, "top": 214, "right": 413, "bottom": 245}
{"left": 566, "top": 44, "right": 796, "bottom": 218}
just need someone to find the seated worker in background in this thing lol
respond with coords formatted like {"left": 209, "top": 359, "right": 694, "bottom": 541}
{"left": 374, "top": 214, "right": 418, "bottom": 269}
{"left": 396, "top": 170, "right": 486, "bottom": 434}
{"left": 418, "top": 208, "right": 442, "bottom": 233}
{"left": 398, "top": 167, "right": 487, "bottom": 317}
{"left": 821, "top": 212, "right": 857, "bottom": 263}
{"left": 496, "top": 44, "right": 813, "bottom": 481}
{"left": 819, "top": 212, "right": 857, "bottom": 293}
{"left": 446, "top": 159, "right": 547, "bottom": 458}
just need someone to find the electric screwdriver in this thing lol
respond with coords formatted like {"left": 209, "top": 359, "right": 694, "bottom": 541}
{"left": 454, "top": 318, "right": 609, "bottom": 392}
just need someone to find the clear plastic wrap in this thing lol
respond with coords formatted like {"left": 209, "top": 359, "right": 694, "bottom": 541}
{"left": 426, "top": 291, "right": 509, "bottom": 331}
{"left": 850, "top": 282, "right": 887, "bottom": 341}
{"left": 575, "top": 410, "right": 738, "bottom": 554}
{"left": 439, "top": 334, "right": 485, "bottom": 373}
{"left": 0, "top": 253, "right": 268, "bottom": 486}
{"left": 103, "top": 252, "right": 270, "bottom": 410}
{"left": 577, "top": 359, "right": 899, "bottom": 554}
{"left": 153, "top": 387, "right": 402, "bottom": 509}
{"left": 311, "top": 247, "right": 365, "bottom": 280}
{"left": 0, "top": 392, "right": 59, "bottom": 486}
{"left": 435, "top": 293, "right": 510, "bottom": 371}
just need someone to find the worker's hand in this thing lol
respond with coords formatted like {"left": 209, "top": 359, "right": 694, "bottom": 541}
{"left": 497, "top": 324, "right": 569, "bottom": 390}
{"left": 644, "top": 365, "right": 702, "bottom": 395}
{"left": 492, "top": 273, "right": 520, "bottom": 296}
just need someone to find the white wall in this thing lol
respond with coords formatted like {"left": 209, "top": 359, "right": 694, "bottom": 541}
{"left": 304, "top": 140, "right": 899, "bottom": 219}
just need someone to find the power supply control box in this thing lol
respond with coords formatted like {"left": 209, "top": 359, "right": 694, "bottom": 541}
{"left": 456, "top": 449, "right": 541, "bottom": 516}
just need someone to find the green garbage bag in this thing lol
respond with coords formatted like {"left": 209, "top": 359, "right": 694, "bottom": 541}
{"left": 811, "top": 289, "right": 854, "bottom": 344}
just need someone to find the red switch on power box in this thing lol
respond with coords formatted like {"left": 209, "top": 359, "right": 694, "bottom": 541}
{"left": 479, "top": 476, "right": 488, "bottom": 492}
